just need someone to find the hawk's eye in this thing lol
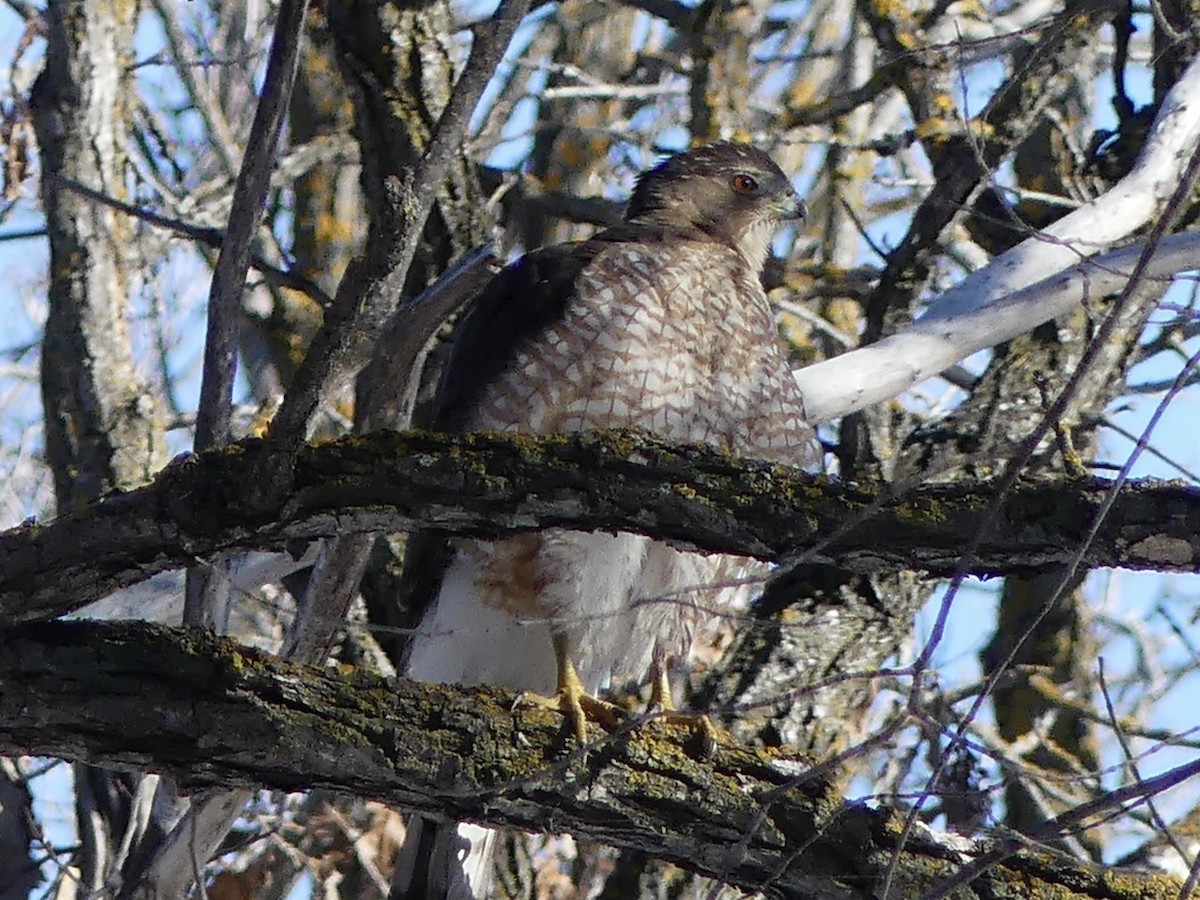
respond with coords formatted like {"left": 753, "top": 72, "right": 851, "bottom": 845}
{"left": 731, "top": 173, "right": 758, "bottom": 193}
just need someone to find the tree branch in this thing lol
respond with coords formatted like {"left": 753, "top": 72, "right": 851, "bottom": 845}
{"left": 0, "top": 620, "right": 1180, "bottom": 900}
{"left": 3, "top": 430, "right": 1200, "bottom": 625}
{"left": 797, "top": 47, "right": 1200, "bottom": 422}
{"left": 193, "top": 0, "right": 311, "bottom": 452}
{"left": 266, "top": 0, "right": 532, "bottom": 465}
{"left": 54, "top": 174, "right": 334, "bottom": 307}
{"left": 797, "top": 229, "right": 1200, "bottom": 424}
{"left": 184, "top": 0, "right": 311, "bottom": 636}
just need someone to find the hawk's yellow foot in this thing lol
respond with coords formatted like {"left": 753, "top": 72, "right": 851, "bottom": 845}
{"left": 649, "top": 656, "right": 726, "bottom": 758}
{"left": 517, "top": 634, "right": 623, "bottom": 743}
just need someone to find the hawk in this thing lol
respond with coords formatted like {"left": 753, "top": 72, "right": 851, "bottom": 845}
{"left": 393, "top": 142, "right": 818, "bottom": 898}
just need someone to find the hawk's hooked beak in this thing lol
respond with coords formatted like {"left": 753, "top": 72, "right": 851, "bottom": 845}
{"left": 779, "top": 191, "right": 807, "bottom": 221}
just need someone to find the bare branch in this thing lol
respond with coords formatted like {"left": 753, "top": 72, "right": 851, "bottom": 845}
{"left": 798, "top": 51, "right": 1200, "bottom": 422}
{"left": 55, "top": 174, "right": 334, "bottom": 307}
{"left": 798, "top": 230, "right": 1200, "bottom": 423}
{"left": 194, "top": 0, "right": 311, "bottom": 452}
{"left": 266, "top": 0, "right": 532, "bottom": 461}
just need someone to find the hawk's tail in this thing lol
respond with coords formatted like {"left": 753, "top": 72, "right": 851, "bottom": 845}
{"left": 391, "top": 815, "right": 497, "bottom": 899}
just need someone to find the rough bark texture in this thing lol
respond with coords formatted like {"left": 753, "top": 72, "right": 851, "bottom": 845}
{"left": 0, "top": 619, "right": 1185, "bottom": 900}
{"left": 27, "top": 3, "right": 169, "bottom": 895}
{"left": 4, "top": 430, "right": 1200, "bottom": 625}
{"left": 30, "top": 0, "right": 166, "bottom": 509}
{"left": 0, "top": 765, "right": 39, "bottom": 899}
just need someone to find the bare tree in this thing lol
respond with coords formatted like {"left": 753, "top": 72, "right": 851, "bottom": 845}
{"left": 3, "top": 0, "right": 1200, "bottom": 897}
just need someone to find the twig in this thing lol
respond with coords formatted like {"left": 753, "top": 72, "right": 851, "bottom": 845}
{"left": 149, "top": 0, "right": 242, "bottom": 177}
{"left": 55, "top": 175, "right": 333, "bottom": 307}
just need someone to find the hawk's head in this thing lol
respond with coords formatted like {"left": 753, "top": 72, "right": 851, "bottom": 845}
{"left": 625, "top": 141, "right": 805, "bottom": 270}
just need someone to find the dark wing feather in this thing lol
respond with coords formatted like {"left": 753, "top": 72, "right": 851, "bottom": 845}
{"left": 431, "top": 232, "right": 628, "bottom": 429}
{"left": 433, "top": 223, "right": 684, "bottom": 429}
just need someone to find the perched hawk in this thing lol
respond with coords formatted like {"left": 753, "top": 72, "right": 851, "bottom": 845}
{"left": 393, "top": 142, "right": 818, "bottom": 898}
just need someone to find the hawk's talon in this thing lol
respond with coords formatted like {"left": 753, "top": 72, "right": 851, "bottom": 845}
{"left": 515, "top": 685, "right": 624, "bottom": 743}
{"left": 653, "top": 710, "right": 726, "bottom": 759}
{"left": 650, "top": 655, "right": 675, "bottom": 712}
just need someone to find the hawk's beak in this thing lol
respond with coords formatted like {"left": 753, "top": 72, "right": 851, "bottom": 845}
{"left": 779, "top": 191, "right": 807, "bottom": 221}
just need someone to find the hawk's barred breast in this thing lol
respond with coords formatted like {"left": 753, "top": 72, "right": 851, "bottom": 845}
{"left": 469, "top": 241, "right": 816, "bottom": 465}
{"left": 427, "top": 237, "right": 818, "bottom": 693}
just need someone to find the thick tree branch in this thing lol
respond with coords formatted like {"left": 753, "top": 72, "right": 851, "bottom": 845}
{"left": 2, "top": 431, "right": 1200, "bottom": 625}
{"left": 0, "top": 620, "right": 1180, "bottom": 900}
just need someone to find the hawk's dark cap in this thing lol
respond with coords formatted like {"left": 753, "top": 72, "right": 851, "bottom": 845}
{"left": 627, "top": 141, "right": 806, "bottom": 221}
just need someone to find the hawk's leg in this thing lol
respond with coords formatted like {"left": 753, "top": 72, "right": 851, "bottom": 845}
{"left": 649, "top": 653, "right": 675, "bottom": 711}
{"left": 649, "top": 651, "right": 724, "bottom": 757}
{"left": 518, "top": 632, "right": 623, "bottom": 743}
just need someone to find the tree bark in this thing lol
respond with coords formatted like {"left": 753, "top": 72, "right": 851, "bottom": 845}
{"left": 30, "top": 0, "right": 166, "bottom": 510}
{"left": 0, "top": 619, "right": 1183, "bottom": 900}
{"left": 29, "top": 2, "right": 168, "bottom": 893}
{"left": 4, "top": 430, "right": 1200, "bottom": 624}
